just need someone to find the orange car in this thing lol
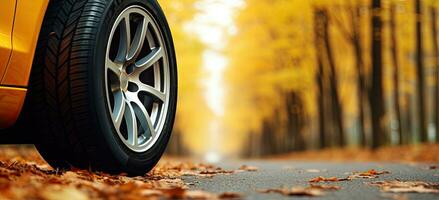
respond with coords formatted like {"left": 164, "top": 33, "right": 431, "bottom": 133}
{"left": 0, "top": 0, "right": 177, "bottom": 175}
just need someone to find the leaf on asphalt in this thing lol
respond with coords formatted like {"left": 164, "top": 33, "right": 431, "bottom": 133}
{"left": 218, "top": 192, "right": 242, "bottom": 199}
{"left": 309, "top": 176, "right": 350, "bottom": 183}
{"left": 238, "top": 165, "right": 258, "bottom": 172}
{"left": 381, "top": 193, "right": 409, "bottom": 200}
{"left": 149, "top": 161, "right": 235, "bottom": 178}
{"left": 428, "top": 165, "right": 439, "bottom": 170}
{"left": 309, "top": 184, "right": 342, "bottom": 191}
{"left": 158, "top": 188, "right": 242, "bottom": 199}
{"left": 368, "top": 180, "right": 439, "bottom": 194}
{"left": 258, "top": 184, "right": 341, "bottom": 197}
{"left": 348, "top": 169, "right": 390, "bottom": 179}
{"left": 258, "top": 187, "right": 324, "bottom": 196}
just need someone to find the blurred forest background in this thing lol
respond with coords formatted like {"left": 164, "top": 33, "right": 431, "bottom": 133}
{"left": 160, "top": 0, "right": 439, "bottom": 160}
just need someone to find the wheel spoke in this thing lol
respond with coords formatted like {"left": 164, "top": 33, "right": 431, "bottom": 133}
{"left": 125, "top": 102, "right": 138, "bottom": 146}
{"left": 135, "top": 47, "right": 163, "bottom": 70}
{"left": 125, "top": 92, "right": 156, "bottom": 138}
{"left": 126, "top": 19, "right": 148, "bottom": 62}
{"left": 137, "top": 82, "right": 165, "bottom": 102}
{"left": 106, "top": 58, "right": 121, "bottom": 76}
{"left": 112, "top": 91, "right": 126, "bottom": 130}
{"left": 118, "top": 15, "right": 131, "bottom": 62}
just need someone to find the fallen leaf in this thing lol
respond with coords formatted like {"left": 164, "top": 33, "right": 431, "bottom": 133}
{"left": 41, "top": 186, "right": 90, "bottom": 200}
{"left": 428, "top": 166, "right": 439, "bottom": 170}
{"left": 183, "top": 190, "right": 217, "bottom": 199}
{"left": 309, "top": 184, "right": 342, "bottom": 191}
{"left": 238, "top": 165, "right": 258, "bottom": 172}
{"left": 218, "top": 192, "right": 242, "bottom": 199}
{"left": 258, "top": 187, "right": 324, "bottom": 197}
{"left": 368, "top": 180, "right": 439, "bottom": 194}
{"left": 381, "top": 193, "right": 408, "bottom": 200}
{"left": 348, "top": 169, "right": 390, "bottom": 179}
{"left": 309, "top": 176, "right": 349, "bottom": 183}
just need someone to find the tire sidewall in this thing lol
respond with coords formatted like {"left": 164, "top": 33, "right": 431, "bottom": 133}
{"left": 91, "top": 0, "right": 177, "bottom": 174}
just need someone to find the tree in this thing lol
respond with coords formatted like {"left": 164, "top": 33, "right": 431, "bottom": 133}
{"left": 415, "top": 0, "right": 428, "bottom": 143}
{"left": 313, "top": 7, "right": 346, "bottom": 148}
{"left": 314, "top": 7, "right": 328, "bottom": 149}
{"left": 331, "top": 3, "right": 368, "bottom": 147}
{"left": 390, "top": 3, "right": 404, "bottom": 144}
{"left": 285, "top": 91, "right": 306, "bottom": 151}
{"left": 431, "top": 6, "right": 439, "bottom": 143}
{"left": 369, "top": 0, "right": 388, "bottom": 148}
{"left": 323, "top": 8, "right": 346, "bottom": 147}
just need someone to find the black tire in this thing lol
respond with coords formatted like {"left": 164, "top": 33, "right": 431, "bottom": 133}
{"left": 20, "top": 0, "right": 177, "bottom": 175}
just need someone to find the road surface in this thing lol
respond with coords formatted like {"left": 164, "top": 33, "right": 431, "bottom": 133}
{"left": 184, "top": 160, "right": 439, "bottom": 200}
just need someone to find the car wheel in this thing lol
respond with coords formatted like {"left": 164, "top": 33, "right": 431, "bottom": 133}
{"left": 21, "top": 0, "right": 177, "bottom": 175}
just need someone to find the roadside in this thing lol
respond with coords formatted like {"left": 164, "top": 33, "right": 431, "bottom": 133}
{"left": 269, "top": 144, "right": 439, "bottom": 163}
{"left": 0, "top": 145, "right": 438, "bottom": 199}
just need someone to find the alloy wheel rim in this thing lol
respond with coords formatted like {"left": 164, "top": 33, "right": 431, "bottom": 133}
{"left": 105, "top": 5, "right": 170, "bottom": 153}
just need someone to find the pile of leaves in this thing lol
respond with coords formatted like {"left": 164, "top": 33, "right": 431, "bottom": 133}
{"left": 149, "top": 162, "right": 258, "bottom": 178}
{"left": 0, "top": 160, "right": 249, "bottom": 200}
{"left": 0, "top": 145, "right": 247, "bottom": 200}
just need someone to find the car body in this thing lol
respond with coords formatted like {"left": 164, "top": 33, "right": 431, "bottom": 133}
{"left": 0, "top": 0, "right": 49, "bottom": 129}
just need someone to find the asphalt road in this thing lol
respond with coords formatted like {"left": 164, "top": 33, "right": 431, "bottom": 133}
{"left": 184, "top": 160, "right": 439, "bottom": 200}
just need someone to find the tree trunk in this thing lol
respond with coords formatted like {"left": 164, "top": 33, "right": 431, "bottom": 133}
{"left": 405, "top": 94, "right": 414, "bottom": 144}
{"left": 354, "top": 40, "right": 367, "bottom": 147}
{"left": 431, "top": 7, "right": 439, "bottom": 143}
{"left": 369, "top": 0, "right": 387, "bottom": 148}
{"left": 322, "top": 9, "right": 346, "bottom": 147}
{"left": 415, "top": 0, "right": 427, "bottom": 143}
{"left": 285, "top": 91, "right": 306, "bottom": 151}
{"left": 314, "top": 8, "right": 328, "bottom": 149}
{"left": 351, "top": 6, "right": 368, "bottom": 147}
{"left": 390, "top": 4, "right": 404, "bottom": 145}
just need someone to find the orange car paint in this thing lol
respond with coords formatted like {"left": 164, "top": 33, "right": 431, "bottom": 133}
{"left": 2, "top": 0, "right": 49, "bottom": 86}
{"left": 0, "top": 86, "right": 26, "bottom": 129}
{"left": 0, "top": 0, "right": 49, "bottom": 128}
{"left": 0, "top": 0, "right": 16, "bottom": 80}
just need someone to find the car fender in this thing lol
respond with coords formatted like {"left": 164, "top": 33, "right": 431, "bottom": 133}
{"left": 0, "top": 0, "right": 49, "bottom": 128}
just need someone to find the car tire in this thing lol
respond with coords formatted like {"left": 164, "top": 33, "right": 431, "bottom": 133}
{"left": 20, "top": 0, "right": 177, "bottom": 175}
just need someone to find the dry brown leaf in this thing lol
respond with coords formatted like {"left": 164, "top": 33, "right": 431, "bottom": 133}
{"left": 238, "top": 165, "right": 258, "bottom": 172}
{"left": 345, "top": 169, "right": 390, "bottom": 180}
{"left": 309, "top": 176, "right": 349, "bottom": 183}
{"left": 218, "top": 192, "right": 242, "bottom": 199}
{"left": 258, "top": 187, "right": 324, "bottom": 196}
{"left": 428, "top": 165, "right": 439, "bottom": 170}
{"left": 369, "top": 180, "right": 439, "bottom": 194}
{"left": 309, "top": 184, "right": 342, "bottom": 191}
{"left": 41, "top": 185, "right": 90, "bottom": 200}
{"left": 185, "top": 190, "right": 218, "bottom": 199}
{"left": 258, "top": 183, "right": 343, "bottom": 197}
